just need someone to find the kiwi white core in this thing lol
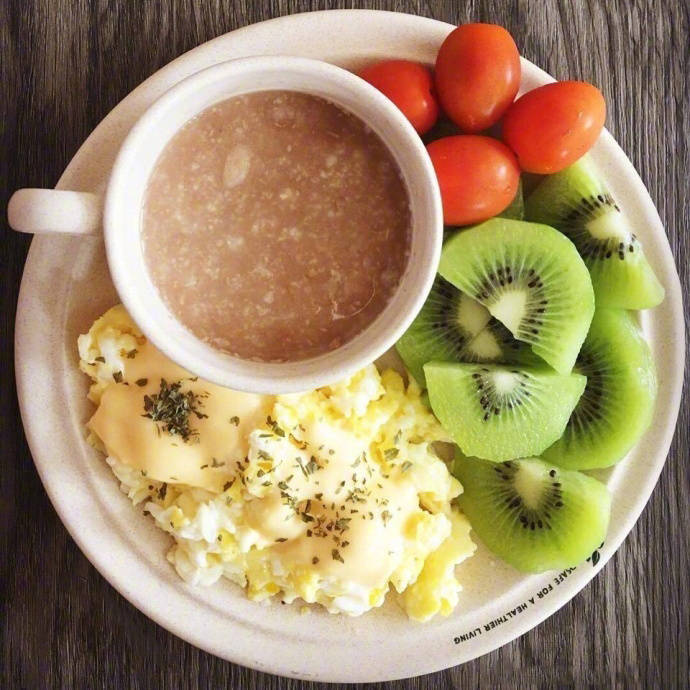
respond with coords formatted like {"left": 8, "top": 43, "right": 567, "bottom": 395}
{"left": 491, "top": 370, "right": 521, "bottom": 394}
{"left": 467, "top": 329, "right": 503, "bottom": 359}
{"left": 457, "top": 294, "right": 492, "bottom": 334}
{"left": 587, "top": 208, "right": 630, "bottom": 241}
{"left": 512, "top": 459, "right": 546, "bottom": 509}
{"left": 488, "top": 291, "right": 527, "bottom": 333}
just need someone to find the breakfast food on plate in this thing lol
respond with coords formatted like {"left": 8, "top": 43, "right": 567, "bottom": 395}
{"left": 434, "top": 23, "right": 521, "bottom": 133}
{"left": 426, "top": 135, "right": 520, "bottom": 225}
{"left": 395, "top": 277, "right": 534, "bottom": 387}
{"left": 358, "top": 59, "right": 439, "bottom": 134}
{"left": 75, "top": 21, "right": 665, "bottom": 589}
{"left": 501, "top": 81, "right": 607, "bottom": 174}
{"left": 141, "top": 90, "right": 411, "bottom": 362}
{"left": 424, "top": 362, "right": 586, "bottom": 462}
{"left": 79, "top": 306, "right": 475, "bottom": 621}
{"left": 524, "top": 157, "right": 665, "bottom": 308}
{"left": 541, "top": 309, "right": 657, "bottom": 470}
{"left": 452, "top": 453, "right": 611, "bottom": 573}
{"left": 439, "top": 218, "right": 595, "bottom": 374}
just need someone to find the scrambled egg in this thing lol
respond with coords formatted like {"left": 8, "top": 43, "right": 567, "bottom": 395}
{"left": 78, "top": 305, "right": 475, "bottom": 620}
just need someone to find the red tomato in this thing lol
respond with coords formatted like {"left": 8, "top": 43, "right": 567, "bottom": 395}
{"left": 426, "top": 135, "right": 520, "bottom": 226}
{"left": 502, "top": 81, "right": 606, "bottom": 173}
{"left": 359, "top": 60, "right": 439, "bottom": 135}
{"left": 435, "top": 24, "right": 521, "bottom": 133}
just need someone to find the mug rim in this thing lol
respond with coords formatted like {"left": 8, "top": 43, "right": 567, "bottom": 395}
{"left": 104, "top": 55, "right": 442, "bottom": 393}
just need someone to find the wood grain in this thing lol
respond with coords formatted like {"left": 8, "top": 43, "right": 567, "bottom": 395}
{"left": 1, "top": 1, "right": 688, "bottom": 688}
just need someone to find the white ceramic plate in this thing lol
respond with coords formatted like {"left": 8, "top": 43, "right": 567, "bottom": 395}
{"left": 15, "top": 10, "right": 685, "bottom": 683}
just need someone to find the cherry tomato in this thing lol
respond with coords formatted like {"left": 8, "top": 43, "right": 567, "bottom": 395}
{"left": 426, "top": 135, "right": 520, "bottom": 226}
{"left": 502, "top": 81, "right": 606, "bottom": 173}
{"left": 435, "top": 23, "right": 521, "bottom": 133}
{"left": 359, "top": 60, "right": 439, "bottom": 135}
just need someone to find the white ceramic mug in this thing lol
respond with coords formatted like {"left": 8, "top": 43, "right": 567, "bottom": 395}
{"left": 8, "top": 56, "right": 443, "bottom": 393}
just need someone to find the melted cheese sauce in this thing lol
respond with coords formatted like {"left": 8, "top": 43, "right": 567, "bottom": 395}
{"left": 241, "top": 423, "right": 425, "bottom": 589}
{"left": 88, "top": 342, "right": 272, "bottom": 491}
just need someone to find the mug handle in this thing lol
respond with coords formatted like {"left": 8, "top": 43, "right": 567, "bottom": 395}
{"left": 8, "top": 189, "right": 103, "bottom": 235}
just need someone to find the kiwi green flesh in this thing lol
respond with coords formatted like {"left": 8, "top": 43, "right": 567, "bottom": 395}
{"left": 425, "top": 361, "right": 586, "bottom": 462}
{"left": 588, "top": 248, "right": 664, "bottom": 309}
{"left": 525, "top": 157, "right": 664, "bottom": 309}
{"left": 541, "top": 308, "right": 656, "bottom": 470}
{"left": 440, "top": 218, "right": 595, "bottom": 374}
{"left": 498, "top": 178, "right": 524, "bottom": 220}
{"left": 453, "top": 453, "right": 611, "bottom": 573}
{"left": 395, "top": 277, "right": 491, "bottom": 386}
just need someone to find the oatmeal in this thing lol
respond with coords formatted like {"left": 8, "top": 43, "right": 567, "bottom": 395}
{"left": 141, "top": 91, "right": 411, "bottom": 362}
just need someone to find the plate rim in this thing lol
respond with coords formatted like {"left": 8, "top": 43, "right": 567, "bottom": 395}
{"left": 14, "top": 8, "right": 686, "bottom": 682}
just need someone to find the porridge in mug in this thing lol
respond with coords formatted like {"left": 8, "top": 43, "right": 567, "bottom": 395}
{"left": 142, "top": 90, "right": 411, "bottom": 362}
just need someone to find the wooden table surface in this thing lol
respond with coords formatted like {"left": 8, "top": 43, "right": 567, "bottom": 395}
{"left": 1, "top": 1, "right": 688, "bottom": 688}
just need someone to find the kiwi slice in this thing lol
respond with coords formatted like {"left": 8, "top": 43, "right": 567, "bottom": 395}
{"left": 452, "top": 453, "right": 611, "bottom": 572}
{"left": 541, "top": 308, "right": 656, "bottom": 469}
{"left": 396, "top": 277, "right": 492, "bottom": 385}
{"left": 524, "top": 157, "right": 664, "bottom": 309}
{"left": 440, "top": 218, "right": 595, "bottom": 374}
{"left": 425, "top": 361, "right": 586, "bottom": 462}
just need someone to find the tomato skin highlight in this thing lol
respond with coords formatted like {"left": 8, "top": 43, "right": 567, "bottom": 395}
{"left": 426, "top": 135, "right": 520, "bottom": 226}
{"left": 502, "top": 81, "right": 606, "bottom": 173}
{"left": 435, "top": 23, "right": 521, "bottom": 133}
{"left": 358, "top": 60, "right": 439, "bottom": 134}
